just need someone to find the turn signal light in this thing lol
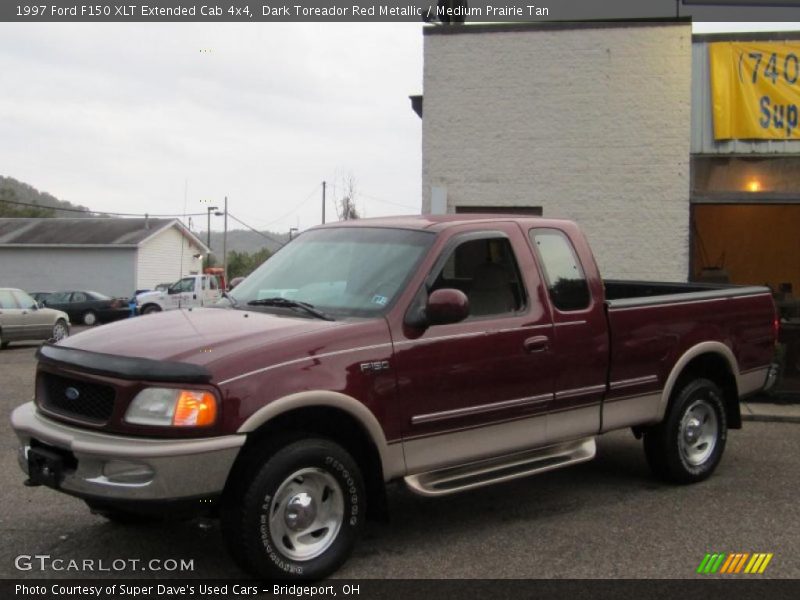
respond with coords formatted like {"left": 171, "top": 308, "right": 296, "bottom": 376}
{"left": 173, "top": 391, "right": 217, "bottom": 427}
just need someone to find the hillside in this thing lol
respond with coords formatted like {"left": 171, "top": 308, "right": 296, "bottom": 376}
{"left": 0, "top": 176, "right": 93, "bottom": 217}
{"left": 200, "top": 229, "right": 289, "bottom": 255}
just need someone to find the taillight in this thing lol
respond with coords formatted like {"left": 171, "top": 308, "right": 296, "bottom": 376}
{"left": 773, "top": 314, "right": 781, "bottom": 345}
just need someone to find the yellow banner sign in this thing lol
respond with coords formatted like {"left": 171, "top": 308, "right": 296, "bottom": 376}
{"left": 710, "top": 41, "right": 800, "bottom": 140}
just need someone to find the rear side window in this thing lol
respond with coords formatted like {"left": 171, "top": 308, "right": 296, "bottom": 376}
{"left": 530, "top": 229, "right": 591, "bottom": 311}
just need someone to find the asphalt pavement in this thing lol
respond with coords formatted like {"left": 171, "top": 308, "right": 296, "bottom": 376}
{"left": 1, "top": 336, "right": 798, "bottom": 580}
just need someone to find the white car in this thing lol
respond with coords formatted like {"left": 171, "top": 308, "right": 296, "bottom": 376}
{"left": 0, "top": 288, "right": 70, "bottom": 349}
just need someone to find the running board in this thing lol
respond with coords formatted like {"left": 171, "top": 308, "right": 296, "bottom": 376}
{"left": 404, "top": 437, "right": 596, "bottom": 497}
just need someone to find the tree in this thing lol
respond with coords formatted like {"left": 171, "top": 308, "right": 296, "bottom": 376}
{"left": 226, "top": 247, "right": 273, "bottom": 279}
{"left": 0, "top": 188, "right": 55, "bottom": 217}
{"left": 334, "top": 173, "right": 360, "bottom": 221}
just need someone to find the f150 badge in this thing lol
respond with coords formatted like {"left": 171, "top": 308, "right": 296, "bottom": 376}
{"left": 360, "top": 360, "right": 390, "bottom": 373}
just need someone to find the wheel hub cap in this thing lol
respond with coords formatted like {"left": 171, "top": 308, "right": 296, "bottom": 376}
{"left": 684, "top": 418, "right": 701, "bottom": 443}
{"left": 267, "top": 467, "right": 345, "bottom": 561}
{"left": 284, "top": 492, "right": 316, "bottom": 531}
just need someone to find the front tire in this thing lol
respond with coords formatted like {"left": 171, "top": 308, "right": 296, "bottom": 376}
{"left": 221, "top": 438, "right": 365, "bottom": 580}
{"left": 51, "top": 319, "right": 69, "bottom": 342}
{"left": 644, "top": 378, "right": 727, "bottom": 484}
{"left": 142, "top": 305, "right": 161, "bottom": 315}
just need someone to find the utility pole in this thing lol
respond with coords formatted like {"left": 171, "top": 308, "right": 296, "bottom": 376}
{"left": 206, "top": 206, "right": 218, "bottom": 250}
{"left": 322, "top": 181, "right": 326, "bottom": 224}
{"left": 222, "top": 196, "right": 228, "bottom": 289}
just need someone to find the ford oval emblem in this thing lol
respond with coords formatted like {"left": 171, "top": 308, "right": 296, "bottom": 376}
{"left": 64, "top": 387, "right": 80, "bottom": 401}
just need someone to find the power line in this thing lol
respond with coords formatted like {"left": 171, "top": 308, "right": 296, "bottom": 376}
{"left": 240, "top": 183, "right": 321, "bottom": 230}
{"left": 227, "top": 212, "right": 289, "bottom": 248}
{"left": 358, "top": 191, "right": 419, "bottom": 211}
{"left": 0, "top": 197, "right": 207, "bottom": 218}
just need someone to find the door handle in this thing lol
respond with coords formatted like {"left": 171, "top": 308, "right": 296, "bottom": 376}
{"left": 524, "top": 335, "right": 550, "bottom": 353}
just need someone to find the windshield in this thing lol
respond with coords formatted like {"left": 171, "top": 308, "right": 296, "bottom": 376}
{"left": 229, "top": 227, "right": 434, "bottom": 318}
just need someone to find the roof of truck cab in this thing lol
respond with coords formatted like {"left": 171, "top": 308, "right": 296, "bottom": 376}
{"left": 309, "top": 214, "right": 577, "bottom": 232}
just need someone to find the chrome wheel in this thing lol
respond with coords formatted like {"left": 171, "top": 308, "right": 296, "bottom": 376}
{"left": 83, "top": 311, "right": 97, "bottom": 326}
{"left": 52, "top": 320, "right": 68, "bottom": 342}
{"left": 268, "top": 468, "right": 344, "bottom": 561}
{"left": 679, "top": 398, "right": 718, "bottom": 466}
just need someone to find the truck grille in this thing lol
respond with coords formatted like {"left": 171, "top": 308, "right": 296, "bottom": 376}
{"left": 40, "top": 373, "right": 115, "bottom": 424}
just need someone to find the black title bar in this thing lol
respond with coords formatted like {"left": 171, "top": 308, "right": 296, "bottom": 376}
{"left": 3, "top": 0, "right": 800, "bottom": 22}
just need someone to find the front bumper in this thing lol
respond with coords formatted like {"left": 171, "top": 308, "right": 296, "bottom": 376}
{"left": 11, "top": 402, "right": 245, "bottom": 502}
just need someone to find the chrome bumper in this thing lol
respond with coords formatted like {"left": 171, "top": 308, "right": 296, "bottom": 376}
{"left": 10, "top": 402, "right": 245, "bottom": 501}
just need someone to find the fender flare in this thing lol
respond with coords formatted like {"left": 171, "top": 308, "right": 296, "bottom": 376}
{"left": 237, "top": 390, "right": 405, "bottom": 480}
{"left": 658, "top": 341, "right": 740, "bottom": 420}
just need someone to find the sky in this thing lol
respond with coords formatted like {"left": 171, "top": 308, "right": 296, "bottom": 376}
{"left": 0, "top": 23, "right": 424, "bottom": 234}
{"left": 0, "top": 21, "right": 798, "bottom": 236}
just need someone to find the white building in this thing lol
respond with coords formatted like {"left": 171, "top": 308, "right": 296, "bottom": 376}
{"left": 0, "top": 218, "right": 209, "bottom": 297}
{"left": 417, "top": 21, "right": 692, "bottom": 282}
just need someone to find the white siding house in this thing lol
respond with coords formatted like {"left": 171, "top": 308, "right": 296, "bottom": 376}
{"left": 419, "top": 21, "right": 692, "bottom": 282}
{"left": 0, "top": 218, "right": 209, "bottom": 297}
{"left": 136, "top": 224, "right": 206, "bottom": 289}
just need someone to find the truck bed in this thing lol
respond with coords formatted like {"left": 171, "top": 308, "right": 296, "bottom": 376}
{"left": 604, "top": 280, "right": 771, "bottom": 308}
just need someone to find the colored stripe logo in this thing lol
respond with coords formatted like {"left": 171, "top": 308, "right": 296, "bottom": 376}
{"left": 697, "top": 553, "right": 773, "bottom": 574}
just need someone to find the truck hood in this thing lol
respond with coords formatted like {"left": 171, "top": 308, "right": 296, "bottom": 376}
{"left": 136, "top": 290, "right": 165, "bottom": 302}
{"left": 57, "top": 307, "right": 346, "bottom": 367}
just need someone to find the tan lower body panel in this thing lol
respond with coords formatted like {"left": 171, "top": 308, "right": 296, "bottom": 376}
{"left": 601, "top": 392, "right": 662, "bottom": 432}
{"left": 403, "top": 413, "right": 547, "bottom": 473}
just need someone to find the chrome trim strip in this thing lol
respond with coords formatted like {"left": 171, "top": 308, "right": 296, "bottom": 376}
{"left": 554, "top": 320, "right": 587, "bottom": 327}
{"left": 604, "top": 389, "right": 664, "bottom": 404}
{"left": 394, "top": 332, "right": 485, "bottom": 346}
{"left": 607, "top": 287, "right": 772, "bottom": 311}
{"left": 411, "top": 393, "right": 552, "bottom": 425}
{"left": 554, "top": 384, "right": 606, "bottom": 400}
{"left": 608, "top": 375, "right": 659, "bottom": 390}
{"left": 218, "top": 343, "right": 393, "bottom": 385}
{"left": 395, "top": 324, "right": 552, "bottom": 347}
{"left": 740, "top": 364, "right": 772, "bottom": 376}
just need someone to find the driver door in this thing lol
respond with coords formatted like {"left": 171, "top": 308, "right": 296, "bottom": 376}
{"left": 391, "top": 226, "right": 555, "bottom": 473}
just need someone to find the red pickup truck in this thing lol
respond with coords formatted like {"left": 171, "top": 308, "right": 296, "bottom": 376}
{"left": 11, "top": 215, "right": 777, "bottom": 580}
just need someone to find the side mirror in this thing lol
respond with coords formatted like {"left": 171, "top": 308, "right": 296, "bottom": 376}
{"left": 426, "top": 288, "right": 470, "bottom": 326}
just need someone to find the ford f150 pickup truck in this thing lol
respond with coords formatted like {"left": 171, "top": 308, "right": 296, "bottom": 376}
{"left": 11, "top": 215, "right": 778, "bottom": 580}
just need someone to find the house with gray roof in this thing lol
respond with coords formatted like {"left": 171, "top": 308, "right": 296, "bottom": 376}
{"left": 0, "top": 218, "right": 209, "bottom": 297}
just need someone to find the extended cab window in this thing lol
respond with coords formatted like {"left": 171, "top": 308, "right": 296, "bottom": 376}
{"left": 432, "top": 236, "right": 526, "bottom": 318}
{"left": 530, "top": 228, "right": 591, "bottom": 311}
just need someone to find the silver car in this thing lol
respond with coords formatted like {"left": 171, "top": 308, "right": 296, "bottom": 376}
{"left": 0, "top": 288, "right": 70, "bottom": 349}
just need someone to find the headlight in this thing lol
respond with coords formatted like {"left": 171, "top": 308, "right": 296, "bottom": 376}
{"left": 125, "top": 387, "right": 218, "bottom": 427}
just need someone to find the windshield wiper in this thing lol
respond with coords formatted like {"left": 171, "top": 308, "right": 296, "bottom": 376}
{"left": 246, "top": 297, "right": 335, "bottom": 321}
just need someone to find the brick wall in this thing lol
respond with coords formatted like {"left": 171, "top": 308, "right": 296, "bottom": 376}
{"left": 422, "top": 23, "right": 692, "bottom": 281}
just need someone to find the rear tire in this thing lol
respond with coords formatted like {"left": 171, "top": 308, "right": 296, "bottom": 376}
{"left": 221, "top": 437, "right": 365, "bottom": 580}
{"left": 644, "top": 378, "right": 727, "bottom": 484}
{"left": 82, "top": 311, "right": 97, "bottom": 326}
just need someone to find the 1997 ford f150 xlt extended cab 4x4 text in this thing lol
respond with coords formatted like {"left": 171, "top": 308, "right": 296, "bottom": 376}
{"left": 11, "top": 215, "right": 778, "bottom": 579}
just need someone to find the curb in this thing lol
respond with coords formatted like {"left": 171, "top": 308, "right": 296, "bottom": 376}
{"left": 741, "top": 413, "right": 800, "bottom": 424}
